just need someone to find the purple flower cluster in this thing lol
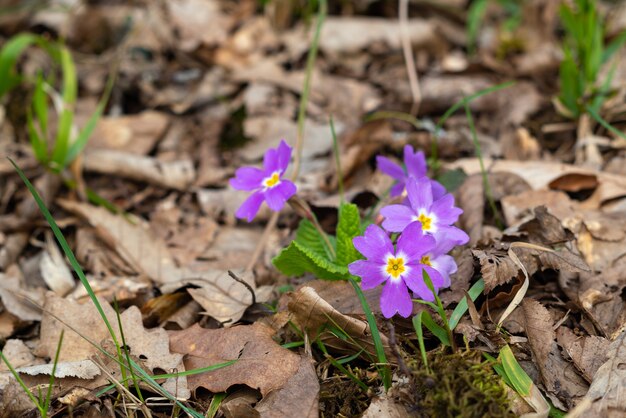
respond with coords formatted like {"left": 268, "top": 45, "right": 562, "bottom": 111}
{"left": 230, "top": 140, "right": 297, "bottom": 222}
{"left": 349, "top": 146, "right": 468, "bottom": 318}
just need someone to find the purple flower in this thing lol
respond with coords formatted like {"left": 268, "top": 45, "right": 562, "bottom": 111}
{"left": 377, "top": 144, "right": 446, "bottom": 199}
{"left": 230, "top": 140, "right": 297, "bottom": 222}
{"left": 420, "top": 237, "right": 459, "bottom": 289}
{"left": 380, "top": 176, "right": 469, "bottom": 246}
{"left": 348, "top": 223, "right": 445, "bottom": 318}
{"left": 377, "top": 145, "right": 427, "bottom": 197}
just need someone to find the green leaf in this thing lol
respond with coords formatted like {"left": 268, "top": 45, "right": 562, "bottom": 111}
{"left": 295, "top": 218, "right": 335, "bottom": 260}
{"left": 27, "top": 109, "right": 47, "bottom": 164}
{"left": 435, "top": 168, "right": 466, "bottom": 193}
{"left": 449, "top": 278, "right": 485, "bottom": 330}
{"left": 499, "top": 345, "right": 534, "bottom": 396}
{"left": 421, "top": 310, "right": 450, "bottom": 346}
{"left": 0, "top": 33, "right": 40, "bottom": 98}
{"left": 336, "top": 203, "right": 361, "bottom": 266}
{"left": 272, "top": 240, "right": 347, "bottom": 280}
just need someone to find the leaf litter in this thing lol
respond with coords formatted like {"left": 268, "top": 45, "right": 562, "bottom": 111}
{"left": 1, "top": 1, "right": 626, "bottom": 417}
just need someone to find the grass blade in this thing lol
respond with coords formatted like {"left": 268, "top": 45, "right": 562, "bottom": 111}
{"left": 411, "top": 312, "right": 430, "bottom": 373}
{"left": 349, "top": 277, "right": 391, "bottom": 390}
{"left": 42, "top": 330, "right": 64, "bottom": 416}
{"left": 449, "top": 278, "right": 485, "bottom": 330}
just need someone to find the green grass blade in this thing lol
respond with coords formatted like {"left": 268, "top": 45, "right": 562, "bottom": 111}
{"left": 325, "top": 353, "right": 368, "bottom": 391}
{"left": 449, "top": 278, "right": 485, "bottom": 330}
{"left": 50, "top": 108, "right": 73, "bottom": 171}
{"left": 421, "top": 310, "right": 450, "bottom": 346}
{"left": 0, "top": 350, "right": 43, "bottom": 414}
{"left": 411, "top": 312, "right": 430, "bottom": 373}
{"left": 33, "top": 72, "right": 49, "bottom": 138}
{"left": 0, "top": 33, "right": 40, "bottom": 98}
{"left": 8, "top": 158, "right": 120, "bottom": 347}
{"left": 42, "top": 330, "right": 64, "bottom": 416}
{"left": 65, "top": 68, "right": 116, "bottom": 165}
{"left": 59, "top": 46, "right": 76, "bottom": 106}
{"left": 349, "top": 276, "right": 391, "bottom": 390}
{"left": 206, "top": 393, "right": 226, "bottom": 418}
{"left": 586, "top": 105, "right": 626, "bottom": 141}
{"left": 27, "top": 109, "right": 48, "bottom": 164}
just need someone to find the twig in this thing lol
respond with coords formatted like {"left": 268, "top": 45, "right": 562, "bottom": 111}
{"left": 399, "top": 0, "right": 421, "bottom": 115}
{"left": 245, "top": 211, "right": 279, "bottom": 273}
{"left": 228, "top": 270, "right": 256, "bottom": 305}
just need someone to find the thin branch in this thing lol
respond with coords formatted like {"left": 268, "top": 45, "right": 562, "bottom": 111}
{"left": 228, "top": 270, "right": 256, "bottom": 305}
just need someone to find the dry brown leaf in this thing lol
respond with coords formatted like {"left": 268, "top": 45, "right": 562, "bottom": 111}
{"left": 166, "top": 0, "right": 232, "bottom": 51}
{"left": 570, "top": 329, "right": 626, "bottom": 418}
{"left": 87, "top": 111, "right": 169, "bottom": 155}
{"left": 0, "top": 339, "right": 41, "bottom": 389}
{"left": 361, "top": 396, "right": 412, "bottom": 418}
{"left": 35, "top": 292, "right": 117, "bottom": 362}
{"left": 39, "top": 232, "right": 75, "bottom": 296}
{"left": 458, "top": 175, "right": 484, "bottom": 244}
{"left": 255, "top": 356, "right": 319, "bottom": 418}
{"left": 448, "top": 158, "right": 626, "bottom": 209}
{"left": 285, "top": 286, "right": 392, "bottom": 360}
{"left": 59, "top": 200, "right": 261, "bottom": 323}
{"left": 502, "top": 190, "right": 577, "bottom": 227}
{"left": 521, "top": 299, "right": 588, "bottom": 409}
{"left": 0, "top": 265, "right": 45, "bottom": 322}
{"left": 556, "top": 327, "right": 610, "bottom": 382}
{"left": 57, "top": 199, "right": 180, "bottom": 284}
{"left": 82, "top": 149, "right": 195, "bottom": 190}
{"left": 576, "top": 260, "right": 626, "bottom": 339}
{"left": 169, "top": 322, "right": 300, "bottom": 396}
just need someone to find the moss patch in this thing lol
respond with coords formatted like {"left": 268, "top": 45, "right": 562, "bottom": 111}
{"left": 409, "top": 349, "right": 514, "bottom": 418}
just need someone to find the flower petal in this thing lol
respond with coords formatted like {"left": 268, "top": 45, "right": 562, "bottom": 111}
{"left": 424, "top": 266, "right": 445, "bottom": 290}
{"left": 403, "top": 267, "right": 433, "bottom": 301}
{"left": 349, "top": 260, "right": 387, "bottom": 289}
{"left": 431, "top": 194, "right": 463, "bottom": 224}
{"left": 380, "top": 204, "right": 416, "bottom": 233}
{"left": 431, "top": 179, "right": 447, "bottom": 201}
{"left": 406, "top": 176, "right": 433, "bottom": 212}
{"left": 397, "top": 222, "right": 436, "bottom": 261}
{"left": 435, "top": 225, "right": 470, "bottom": 246}
{"left": 263, "top": 180, "right": 296, "bottom": 211}
{"left": 430, "top": 254, "right": 457, "bottom": 287}
{"left": 390, "top": 181, "right": 406, "bottom": 198}
{"left": 275, "top": 139, "right": 293, "bottom": 173}
{"left": 404, "top": 145, "right": 427, "bottom": 179}
{"left": 376, "top": 155, "right": 405, "bottom": 180}
{"left": 235, "top": 191, "right": 265, "bottom": 222}
{"left": 431, "top": 235, "right": 457, "bottom": 256}
{"left": 353, "top": 224, "right": 394, "bottom": 261}
{"left": 380, "top": 279, "right": 413, "bottom": 318}
{"left": 229, "top": 167, "right": 265, "bottom": 191}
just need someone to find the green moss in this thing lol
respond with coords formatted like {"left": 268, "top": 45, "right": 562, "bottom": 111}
{"left": 409, "top": 349, "right": 514, "bottom": 418}
{"left": 319, "top": 374, "right": 370, "bottom": 417}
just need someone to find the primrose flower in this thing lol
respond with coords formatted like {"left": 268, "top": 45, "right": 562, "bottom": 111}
{"left": 377, "top": 144, "right": 446, "bottom": 199}
{"left": 380, "top": 176, "right": 469, "bottom": 246}
{"left": 230, "top": 139, "right": 297, "bottom": 222}
{"left": 348, "top": 223, "right": 444, "bottom": 318}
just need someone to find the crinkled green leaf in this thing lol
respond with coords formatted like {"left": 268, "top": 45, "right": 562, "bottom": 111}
{"left": 273, "top": 240, "right": 347, "bottom": 280}
{"left": 336, "top": 203, "right": 361, "bottom": 266}
{"left": 295, "top": 218, "right": 335, "bottom": 260}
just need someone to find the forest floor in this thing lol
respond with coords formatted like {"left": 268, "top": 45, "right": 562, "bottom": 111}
{"left": 0, "top": 1, "right": 625, "bottom": 417}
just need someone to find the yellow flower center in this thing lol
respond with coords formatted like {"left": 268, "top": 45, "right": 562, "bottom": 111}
{"left": 417, "top": 213, "right": 432, "bottom": 231}
{"left": 420, "top": 255, "right": 432, "bottom": 267}
{"left": 263, "top": 172, "right": 281, "bottom": 188}
{"left": 385, "top": 257, "right": 406, "bottom": 279}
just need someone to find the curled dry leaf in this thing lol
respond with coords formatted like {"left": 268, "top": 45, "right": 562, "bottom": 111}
{"left": 569, "top": 329, "right": 626, "bottom": 418}
{"left": 521, "top": 299, "right": 588, "bottom": 409}
{"left": 556, "top": 327, "right": 610, "bottom": 382}
{"left": 40, "top": 232, "right": 75, "bottom": 296}
{"left": 169, "top": 322, "right": 300, "bottom": 396}
{"left": 285, "top": 286, "right": 392, "bottom": 360}
{"left": 361, "top": 396, "right": 412, "bottom": 418}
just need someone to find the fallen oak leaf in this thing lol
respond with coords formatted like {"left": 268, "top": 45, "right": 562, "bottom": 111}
{"left": 169, "top": 322, "right": 300, "bottom": 396}
{"left": 521, "top": 299, "right": 588, "bottom": 409}
{"left": 567, "top": 328, "right": 626, "bottom": 418}
{"left": 556, "top": 327, "right": 610, "bottom": 382}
